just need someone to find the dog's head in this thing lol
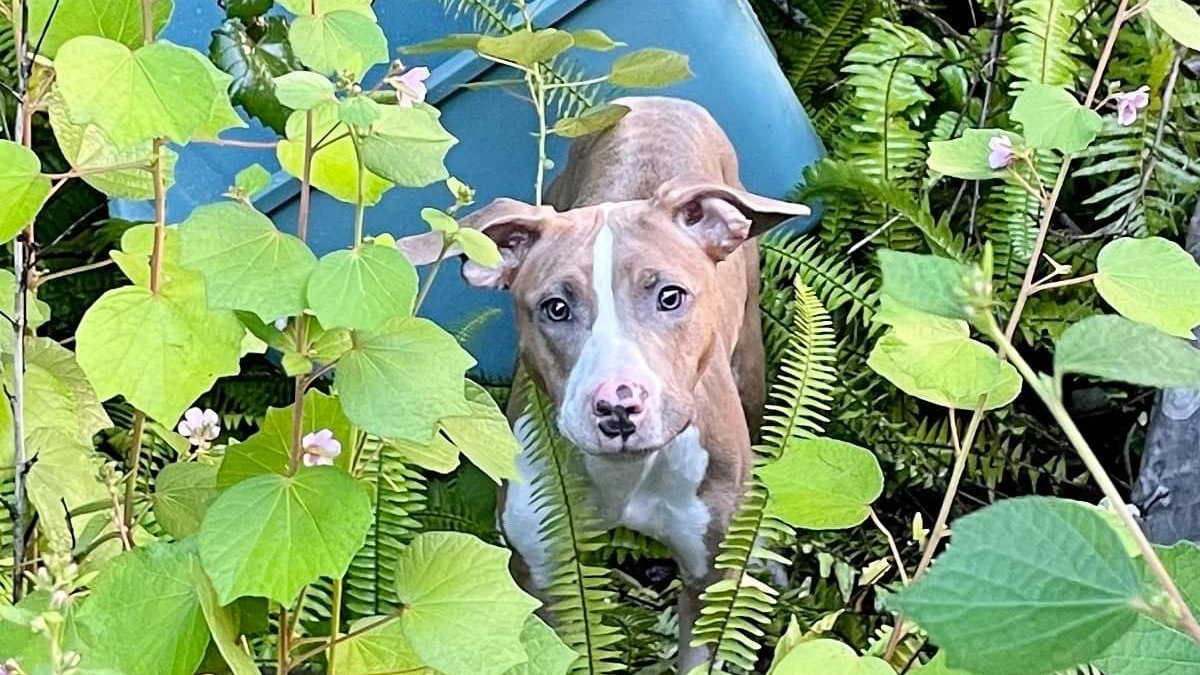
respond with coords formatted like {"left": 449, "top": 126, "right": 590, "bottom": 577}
{"left": 401, "top": 177, "right": 809, "bottom": 456}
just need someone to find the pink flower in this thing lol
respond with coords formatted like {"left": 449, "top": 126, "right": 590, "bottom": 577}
{"left": 301, "top": 428, "right": 342, "bottom": 467}
{"left": 987, "top": 134, "right": 1015, "bottom": 170}
{"left": 177, "top": 408, "right": 220, "bottom": 447}
{"left": 1115, "top": 86, "right": 1150, "bottom": 126}
{"left": 393, "top": 64, "right": 431, "bottom": 108}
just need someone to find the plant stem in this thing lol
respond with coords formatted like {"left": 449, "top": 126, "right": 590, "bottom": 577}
{"left": 328, "top": 578, "right": 343, "bottom": 675}
{"left": 123, "top": 412, "right": 147, "bottom": 537}
{"left": 986, "top": 317, "right": 1200, "bottom": 645}
{"left": 869, "top": 508, "right": 910, "bottom": 585}
{"left": 193, "top": 137, "right": 279, "bottom": 149}
{"left": 297, "top": 112, "right": 315, "bottom": 242}
{"left": 278, "top": 605, "right": 291, "bottom": 675}
{"left": 351, "top": 131, "right": 366, "bottom": 246}
{"left": 10, "top": 0, "right": 30, "bottom": 603}
{"left": 291, "top": 609, "right": 403, "bottom": 666}
{"left": 1029, "top": 273, "right": 1097, "bottom": 294}
{"left": 528, "top": 68, "right": 549, "bottom": 207}
{"left": 286, "top": 316, "right": 310, "bottom": 477}
{"left": 413, "top": 241, "right": 451, "bottom": 315}
{"left": 33, "top": 259, "right": 116, "bottom": 288}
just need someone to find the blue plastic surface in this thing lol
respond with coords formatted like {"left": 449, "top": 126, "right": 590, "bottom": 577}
{"left": 111, "top": 0, "right": 826, "bottom": 382}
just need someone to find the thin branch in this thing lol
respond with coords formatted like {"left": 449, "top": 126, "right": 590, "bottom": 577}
{"left": 33, "top": 259, "right": 115, "bottom": 287}
{"left": 1029, "top": 273, "right": 1097, "bottom": 294}
{"left": 1115, "top": 49, "right": 1184, "bottom": 234}
{"left": 869, "top": 508, "right": 910, "bottom": 585}
{"left": 193, "top": 137, "right": 278, "bottom": 149}
{"left": 291, "top": 609, "right": 404, "bottom": 666}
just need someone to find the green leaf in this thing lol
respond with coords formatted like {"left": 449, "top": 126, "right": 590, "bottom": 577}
{"left": 769, "top": 639, "right": 893, "bottom": 675}
{"left": 337, "top": 317, "right": 475, "bottom": 442}
{"left": 331, "top": 616, "right": 437, "bottom": 675}
{"left": 475, "top": 28, "right": 574, "bottom": 66}
{"left": 569, "top": 29, "right": 623, "bottom": 51}
{"left": 402, "top": 34, "right": 486, "bottom": 55}
{"left": 75, "top": 542, "right": 210, "bottom": 675}
{"left": 217, "top": 389, "right": 354, "bottom": 488}
{"left": 47, "top": 89, "right": 177, "bottom": 200}
{"left": 395, "top": 532, "right": 541, "bottom": 675}
{"left": 198, "top": 467, "right": 372, "bottom": 604}
{"left": 55, "top": 37, "right": 220, "bottom": 147}
{"left": 75, "top": 280, "right": 244, "bottom": 424}
{"left": 1095, "top": 236, "right": 1200, "bottom": 338}
{"left": 505, "top": 617, "right": 578, "bottom": 675}
{"left": 868, "top": 324, "right": 1021, "bottom": 410}
{"left": 758, "top": 438, "right": 883, "bottom": 529}
{"left": 360, "top": 105, "right": 458, "bottom": 188}
{"left": 339, "top": 96, "right": 383, "bottom": 127}
{"left": 234, "top": 163, "right": 272, "bottom": 196}
{"left": 0, "top": 140, "right": 51, "bottom": 243}
{"left": 454, "top": 229, "right": 501, "bottom": 268}
{"left": 878, "top": 249, "right": 973, "bottom": 321}
{"left": 273, "top": 70, "right": 337, "bottom": 110}
{"left": 154, "top": 462, "right": 220, "bottom": 539}
{"left": 179, "top": 201, "right": 317, "bottom": 321}
{"left": 277, "top": 103, "right": 393, "bottom": 204}
{"left": 552, "top": 103, "right": 631, "bottom": 138}
{"left": 226, "top": 0, "right": 273, "bottom": 19}
{"left": 607, "top": 48, "right": 692, "bottom": 87}
{"left": 28, "top": 0, "right": 172, "bottom": 58}
{"left": 421, "top": 207, "right": 459, "bottom": 234}
{"left": 1093, "top": 542, "right": 1200, "bottom": 675}
{"left": 289, "top": 10, "right": 388, "bottom": 79}
{"left": 438, "top": 381, "right": 519, "bottom": 483}
{"left": 21, "top": 337, "right": 112, "bottom": 444}
{"left": 192, "top": 566, "right": 261, "bottom": 675}
{"left": 927, "top": 129, "right": 1022, "bottom": 180}
{"left": 276, "top": 0, "right": 375, "bottom": 15}
{"left": 1146, "top": 0, "right": 1200, "bottom": 50}
{"left": 912, "top": 653, "right": 975, "bottom": 675}
{"left": 1055, "top": 315, "right": 1200, "bottom": 388}
{"left": 307, "top": 245, "right": 418, "bottom": 331}
{"left": 390, "top": 434, "right": 461, "bottom": 475}
{"left": 195, "top": 55, "right": 249, "bottom": 140}
{"left": 211, "top": 16, "right": 302, "bottom": 135}
{"left": 26, "top": 430, "right": 110, "bottom": 552}
{"left": 0, "top": 269, "right": 50, "bottom": 345}
{"left": 1011, "top": 84, "right": 1103, "bottom": 153}
{"left": 889, "top": 497, "right": 1144, "bottom": 675}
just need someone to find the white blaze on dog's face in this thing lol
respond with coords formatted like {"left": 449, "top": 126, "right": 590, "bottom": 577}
{"left": 399, "top": 178, "right": 809, "bottom": 456}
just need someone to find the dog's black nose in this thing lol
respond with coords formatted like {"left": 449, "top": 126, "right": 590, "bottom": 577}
{"left": 597, "top": 404, "right": 637, "bottom": 440}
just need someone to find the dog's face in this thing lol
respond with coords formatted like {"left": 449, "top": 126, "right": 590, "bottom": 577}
{"left": 400, "top": 177, "right": 809, "bottom": 456}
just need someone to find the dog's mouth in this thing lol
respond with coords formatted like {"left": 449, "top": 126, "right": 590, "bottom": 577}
{"left": 583, "top": 419, "right": 694, "bottom": 459}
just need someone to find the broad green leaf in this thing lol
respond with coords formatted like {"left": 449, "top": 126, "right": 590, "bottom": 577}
{"left": 360, "top": 105, "right": 458, "bottom": 188}
{"left": 505, "top": 617, "right": 578, "bottom": 675}
{"left": 1146, "top": 0, "right": 1200, "bottom": 50}
{"left": 390, "top": 434, "right": 461, "bottom": 475}
{"left": 927, "top": 129, "right": 1022, "bottom": 180}
{"left": 277, "top": 0, "right": 375, "bottom": 16}
{"left": 395, "top": 532, "right": 541, "bottom": 675}
{"left": 337, "top": 317, "right": 475, "bottom": 442}
{"left": 289, "top": 10, "right": 388, "bottom": 79}
{"left": 0, "top": 140, "right": 51, "bottom": 243}
{"left": 889, "top": 497, "right": 1144, "bottom": 675}
{"left": 552, "top": 103, "right": 631, "bottom": 138}
{"left": 878, "top": 249, "right": 972, "bottom": 321}
{"left": 193, "top": 566, "right": 261, "bottom": 675}
{"left": 421, "top": 207, "right": 459, "bottom": 234}
{"left": 179, "top": 201, "right": 317, "bottom": 321}
{"left": 211, "top": 15, "right": 302, "bottom": 135}
{"left": 234, "top": 163, "right": 272, "bottom": 196}
{"left": 868, "top": 329, "right": 1021, "bottom": 410}
{"left": 1055, "top": 315, "right": 1200, "bottom": 388}
{"left": 19, "top": 337, "right": 112, "bottom": 445}
{"left": 438, "top": 381, "right": 519, "bottom": 483}
{"left": 769, "top": 639, "right": 892, "bottom": 675}
{"left": 758, "top": 438, "right": 883, "bottom": 529}
{"left": 455, "top": 228, "right": 502, "bottom": 268}
{"left": 307, "top": 245, "right": 418, "bottom": 331}
{"left": 28, "top": 0, "right": 172, "bottom": 57}
{"left": 912, "top": 653, "right": 975, "bottom": 675}
{"left": 75, "top": 280, "right": 244, "bottom": 424}
{"left": 26, "top": 429, "right": 110, "bottom": 552}
{"left": 47, "top": 89, "right": 177, "bottom": 200}
{"left": 330, "top": 616, "right": 437, "bottom": 675}
{"left": 273, "top": 70, "right": 337, "bottom": 110}
{"left": 198, "top": 467, "right": 372, "bottom": 604}
{"left": 109, "top": 223, "right": 194, "bottom": 288}
{"left": 403, "top": 34, "right": 486, "bottom": 54}
{"left": 154, "top": 462, "right": 220, "bottom": 539}
{"left": 226, "top": 0, "right": 274, "bottom": 19}
{"left": 0, "top": 591, "right": 87, "bottom": 668}
{"left": 1093, "top": 542, "right": 1200, "bottom": 675}
{"left": 217, "top": 389, "right": 354, "bottom": 487}
{"left": 195, "top": 55, "right": 249, "bottom": 140}
{"left": 55, "top": 37, "right": 219, "bottom": 148}
{"left": 570, "top": 29, "right": 623, "bottom": 51}
{"left": 277, "top": 103, "right": 393, "bottom": 204}
{"left": 607, "top": 48, "right": 693, "bottom": 87}
{"left": 75, "top": 542, "right": 210, "bottom": 675}
{"left": 1011, "top": 84, "right": 1103, "bottom": 153}
{"left": 0, "top": 269, "right": 51, "bottom": 347}
{"left": 339, "top": 95, "right": 382, "bottom": 127}
{"left": 1095, "top": 236, "right": 1200, "bottom": 338}
{"left": 476, "top": 28, "right": 574, "bottom": 66}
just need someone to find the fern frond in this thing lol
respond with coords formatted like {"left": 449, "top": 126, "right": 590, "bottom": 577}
{"left": 759, "top": 232, "right": 878, "bottom": 329}
{"left": 344, "top": 435, "right": 427, "bottom": 618}
{"left": 1006, "top": 0, "right": 1088, "bottom": 88}
{"left": 517, "top": 376, "right": 622, "bottom": 674}
{"left": 780, "top": 0, "right": 881, "bottom": 100}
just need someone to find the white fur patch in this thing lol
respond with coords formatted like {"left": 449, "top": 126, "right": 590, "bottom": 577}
{"left": 500, "top": 413, "right": 554, "bottom": 589}
{"left": 583, "top": 426, "right": 713, "bottom": 580}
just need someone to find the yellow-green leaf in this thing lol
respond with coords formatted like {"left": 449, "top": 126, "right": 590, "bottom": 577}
{"left": 1094, "top": 236, "right": 1200, "bottom": 338}
{"left": 0, "top": 140, "right": 51, "bottom": 243}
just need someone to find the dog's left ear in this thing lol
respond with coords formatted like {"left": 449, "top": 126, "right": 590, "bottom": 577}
{"left": 654, "top": 176, "right": 811, "bottom": 261}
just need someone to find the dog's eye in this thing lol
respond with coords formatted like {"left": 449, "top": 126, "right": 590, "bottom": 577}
{"left": 540, "top": 297, "right": 572, "bottom": 322}
{"left": 657, "top": 286, "right": 687, "bottom": 312}
{"left": 681, "top": 201, "right": 704, "bottom": 226}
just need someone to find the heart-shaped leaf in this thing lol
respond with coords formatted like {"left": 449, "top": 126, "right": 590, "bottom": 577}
{"left": 758, "top": 438, "right": 883, "bottom": 529}
{"left": 878, "top": 249, "right": 973, "bottom": 321}
{"left": 1095, "top": 236, "right": 1200, "bottom": 338}
{"left": 1146, "top": 0, "right": 1200, "bottom": 50}
{"left": 27, "top": 0, "right": 172, "bottom": 58}
{"left": 360, "top": 105, "right": 457, "bottom": 188}
{"left": 277, "top": 103, "right": 393, "bottom": 204}
{"left": 1012, "top": 84, "right": 1103, "bottom": 153}
{"left": 0, "top": 140, "right": 52, "bottom": 243}
{"left": 927, "top": 129, "right": 1023, "bottom": 180}
{"left": 153, "top": 462, "right": 220, "bottom": 539}
{"left": 273, "top": 70, "right": 337, "bottom": 111}
{"left": 607, "top": 48, "right": 692, "bottom": 88}
{"left": 307, "top": 245, "right": 419, "bottom": 331}
{"left": 1055, "top": 315, "right": 1200, "bottom": 388}
{"left": 769, "top": 638, "right": 893, "bottom": 675}
{"left": 210, "top": 16, "right": 302, "bottom": 135}
{"left": 289, "top": 9, "right": 387, "bottom": 78}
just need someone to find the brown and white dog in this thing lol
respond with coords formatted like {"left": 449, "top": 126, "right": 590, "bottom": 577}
{"left": 402, "top": 96, "right": 809, "bottom": 670}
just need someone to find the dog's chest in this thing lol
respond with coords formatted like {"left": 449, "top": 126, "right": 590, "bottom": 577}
{"left": 583, "top": 428, "right": 713, "bottom": 580}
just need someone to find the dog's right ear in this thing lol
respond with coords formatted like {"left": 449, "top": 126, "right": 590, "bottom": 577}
{"left": 396, "top": 198, "right": 556, "bottom": 289}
